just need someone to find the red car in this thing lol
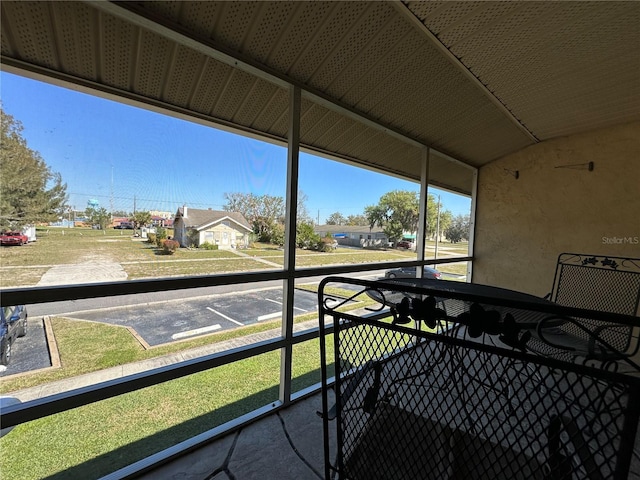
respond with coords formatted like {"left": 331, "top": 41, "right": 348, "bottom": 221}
{"left": 396, "top": 240, "right": 415, "bottom": 249}
{"left": 0, "top": 231, "right": 29, "bottom": 246}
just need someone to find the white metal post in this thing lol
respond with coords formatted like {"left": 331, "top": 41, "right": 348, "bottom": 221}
{"left": 467, "top": 169, "right": 479, "bottom": 282}
{"left": 416, "top": 147, "right": 430, "bottom": 277}
{"left": 280, "top": 85, "right": 301, "bottom": 404}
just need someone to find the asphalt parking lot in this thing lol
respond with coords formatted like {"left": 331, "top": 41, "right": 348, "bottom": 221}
{"left": 1, "top": 274, "right": 461, "bottom": 377}
{"left": 0, "top": 317, "right": 51, "bottom": 377}
{"left": 0, "top": 286, "right": 333, "bottom": 377}
{"left": 70, "top": 287, "right": 320, "bottom": 347}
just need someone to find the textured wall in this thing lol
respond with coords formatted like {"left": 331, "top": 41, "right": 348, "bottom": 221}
{"left": 473, "top": 122, "right": 640, "bottom": 296}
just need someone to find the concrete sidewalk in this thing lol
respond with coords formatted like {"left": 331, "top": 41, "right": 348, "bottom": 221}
{"left": 37, "top": 257, "right": 128, "bottom": 286}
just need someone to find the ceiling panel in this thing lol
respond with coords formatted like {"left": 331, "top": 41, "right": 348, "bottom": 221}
{"left": 100, "top": 12, "right": 138, "bottom": 90}
{"left": 51, "top": 2, "right": 98, "bottom": 79}
{"left": 406, "top": 0, "right": 640, "bottom": 140}
{"left": 1, "top": 1, "right": 58, "bottom": 69}
{"left": 2, "top": 1, "right": 639, "bottom": 197}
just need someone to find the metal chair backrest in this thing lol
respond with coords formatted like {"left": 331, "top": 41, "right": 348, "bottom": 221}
{"left": 550, "top": 253, "right": 640, "bottom": 354}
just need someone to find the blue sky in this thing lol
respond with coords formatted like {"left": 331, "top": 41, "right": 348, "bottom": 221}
{"left": 1, "top": 71, "right": 470, "bottom": 222}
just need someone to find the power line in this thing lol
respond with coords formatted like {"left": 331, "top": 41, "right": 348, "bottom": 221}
{"left": 67, "top": 192, "right": 224, "bottom": 209}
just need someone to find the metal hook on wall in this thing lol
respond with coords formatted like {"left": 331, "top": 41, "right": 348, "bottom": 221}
{"left": 554, "top": 161, "right": 594, "bottom": 171}
{"left": 504, "top": 168, "right": 519, "bottom": 179}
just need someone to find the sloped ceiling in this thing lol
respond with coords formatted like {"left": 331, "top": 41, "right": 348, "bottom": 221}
{"left": 2, "top": 1, "right": 639, "bottom": 196}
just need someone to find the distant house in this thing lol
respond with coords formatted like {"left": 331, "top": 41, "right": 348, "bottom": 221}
{"left": 173, "top": 206, "right": 252, "bottom": 249}
{"left": 314, "top": 225, "right": 389, "bottom": 249}
{"left": 112, "top": 217, "right": 131, "bottom": 228}
{"left": 149, "top": 210, "right": 173, "bottom": 220}
{"left": 151, "top": 215, "right": 173, "bottom": 228}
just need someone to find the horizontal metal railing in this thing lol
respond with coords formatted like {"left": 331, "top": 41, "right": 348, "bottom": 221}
{"left": 1, "top": 257, "right": 472, "bottom": 306}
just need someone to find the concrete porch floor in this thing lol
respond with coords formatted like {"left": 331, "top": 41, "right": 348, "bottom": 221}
{"left": 138, "top": 390, "right": 336, "bottom": 480}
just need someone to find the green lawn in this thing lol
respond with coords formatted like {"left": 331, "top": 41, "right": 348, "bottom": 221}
{"left": 435, "top": 261, "right": 469, "bottom": 276}
{"left": 0, "top": 351, "right": 287, "bottom": 479}
{"left": 1, "top": 229, "right": 469, "bottom": 287}
{"left": 122, "top": 257, "right": 273, "bottom": 278}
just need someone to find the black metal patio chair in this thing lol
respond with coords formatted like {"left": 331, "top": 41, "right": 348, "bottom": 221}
{"left": 526, "top": 253, "right": 640, "bottom": 365}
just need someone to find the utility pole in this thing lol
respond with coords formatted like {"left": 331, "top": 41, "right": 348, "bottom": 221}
{"left": 133, "top": 195, "right": 137, "bottom": 235}
{"left": 434, "top": 194, "right": 441, "bottom": 260}
{"left": 110, "top": 165, "right": 114, "bottom": 218}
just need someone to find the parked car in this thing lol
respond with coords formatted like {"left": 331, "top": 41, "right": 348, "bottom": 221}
{"left": 0, "top": 397, "right": 21, "bottom": 437}
{"left": 396, "top": 240, "right": 415, "bottom": 249}
{"left": 114, "top": 222, "right": 133, "bottom": 229}
{"left": 0, "top": 231, "right": 29, "bottom": 246}
{"left": 0, "top": 306, "right": 28, "bottom": 365}
{"left": 384, "top": 266, "right": 441, "bottom": 280}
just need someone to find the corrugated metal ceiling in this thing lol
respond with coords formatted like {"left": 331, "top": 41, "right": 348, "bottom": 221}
{"left": 2, "top": 1, "right": 639, "bottom": 195}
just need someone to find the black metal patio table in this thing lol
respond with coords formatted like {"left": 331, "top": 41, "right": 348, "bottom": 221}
{"left": 318, "top": 276, "right": 640, "bottom": 480}
{"left": 365, "top": 277, "right": 565, "bottom": 330}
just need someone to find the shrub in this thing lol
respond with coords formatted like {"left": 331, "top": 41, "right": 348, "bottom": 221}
{"left": 318, "top": 236, "right": 338, "bottom": 252}
{"left": 200, "top": 242, "right": 218, "bottom": 250}
{"left": 162, "top": 239, "right": 179, "bottom": 255}
{"left": 147, "top": 233, "right": 157, "bottom": 244}
{"left": 155, "top": 227, "right": 168, "bottom": 246}
{"left": 296, "top": 221, "right": 321, "bottom": 249}
{"left": 269, "top": 224, "right": 285, "bottom": 246}
{"left": 186, "top": 229, "right": 199, "bottom": 247}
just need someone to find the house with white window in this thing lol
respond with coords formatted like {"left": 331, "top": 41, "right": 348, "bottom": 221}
{"left": 173, "top": 206, "right": 252, "bottom": 249}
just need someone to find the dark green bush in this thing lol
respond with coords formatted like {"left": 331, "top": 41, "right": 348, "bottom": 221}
{"left": 200, "top": 242, "right": 218, "bottom": 250}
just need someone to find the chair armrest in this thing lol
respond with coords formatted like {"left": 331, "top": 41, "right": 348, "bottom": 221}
{"left": 588, "top": 324, "right": 637, "bottom": 358}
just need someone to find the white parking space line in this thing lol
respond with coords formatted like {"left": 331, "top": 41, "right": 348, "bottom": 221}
{"left": 207, "top": 307, "right": 244, "bottom": 326}
{"left": 265, "top": 297, "right": 307, "bottom": 312}
{"left": 258, "top": 312, "right": 282, "bottom": 321}
{"left": 172, "top": 324, "right": 221, "bottom": 340}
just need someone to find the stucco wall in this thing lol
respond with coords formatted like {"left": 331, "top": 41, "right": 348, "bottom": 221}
{"left": 473, "top": 122, "right": 640, "bottom": 296}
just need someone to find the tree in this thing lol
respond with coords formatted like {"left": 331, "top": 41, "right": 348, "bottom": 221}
{"left": 424, "top": 195, "right": 441, "bottom": 237}
{"left": 296, "top": 221, "right": 321, "bottom": 249}
{"left": 296, "top": 190, "right": 311, "bottom": 223}
{"left": 444, "top": 214, "right": 471, "bottom": 243}
{"left": 270, "top": 223, "right": 285, "bottom": 246}
{"left": 365, "top": 190, "right": 421, "bottom": 244}
{"left": 326, "top": 212, "right": 346, "bottom": 225}
{"left": 223, "top": 192, "right": 285, "bottom": 243}
{"left": 0, "top": 107, "right": 68, "bottom": 229}
{"left": 346, "top": 214, "right": 368, "bottom": 226}
{"left": 85, "top": 207, "right": 111, "bottom": 230}
{"left": 131, "top": 211, "right": 152, "bottom": 231}
{"left": 434, "top": 209, "right": 453, "bottom": 241}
